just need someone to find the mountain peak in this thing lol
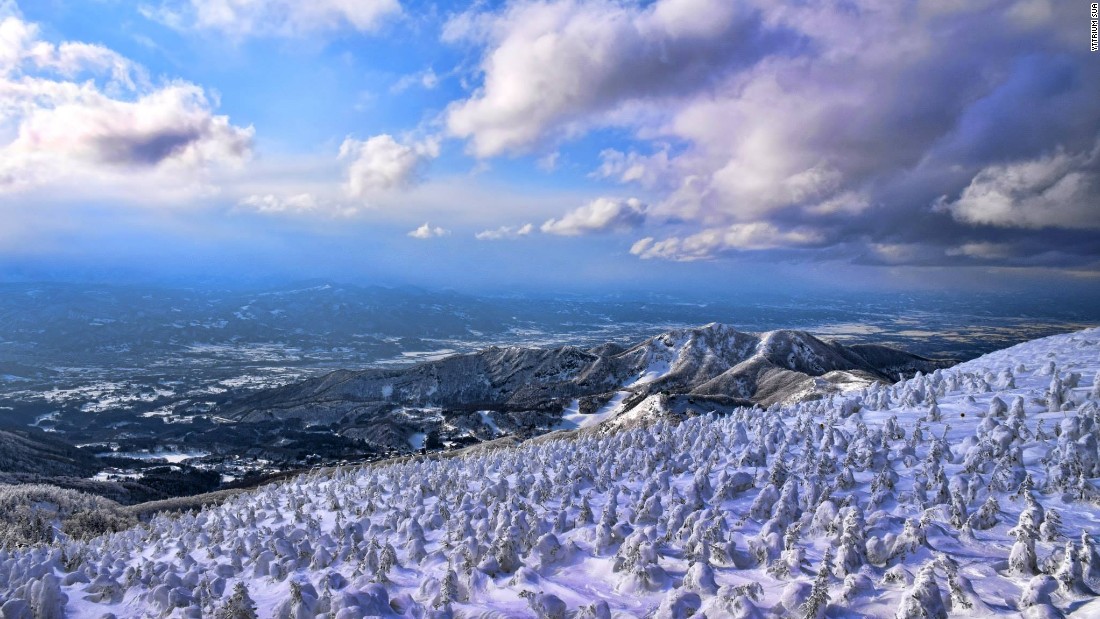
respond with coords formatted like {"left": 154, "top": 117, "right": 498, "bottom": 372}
{"left": 221, "top": 324, "right": 950, "bottom": 454}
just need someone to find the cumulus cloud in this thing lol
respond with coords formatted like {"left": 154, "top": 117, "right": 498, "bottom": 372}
{"left": 0, "top": 13, "right": 252, "bottom": 198}
{"left": 339, "top": 134, "right": 438, "bottom": 198}
{"left": 147, "top": 0, "right": 401, "bottom": 37}
{"left": 630, "top": 223, "right": 825, "bottom": 261}
{"left": 444, "top": 0, "right": 764, "bottom": 158}
{"left": 541, "top": 197, "right": 646, "bottom": 236}
{"left": 935, "top": 140, "right": 1100, "bottom": 230}
{"left": 594, "top": 147, "right": 674, "bottom": 189}
{"left": 445, "top": 0, "right": 1098, "bottom": 268}
{"left": 475, "top": 223, "right": 534, "bottom": 240}
{"left": 407, "top": 222, "right": 449, "bottom": 239}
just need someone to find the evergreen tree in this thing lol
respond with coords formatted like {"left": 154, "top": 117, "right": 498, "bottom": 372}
{"left": 1040, "top": 508, "right": 1062, "bottom": 542}
{"left": 215, "top": 582, "right": 258, "bottom": 619}
{"left": 799, "top": 549, "right": 832, "bottom": 619}
{"left": 895, "top": 562, "right": 947, "bottom": 619}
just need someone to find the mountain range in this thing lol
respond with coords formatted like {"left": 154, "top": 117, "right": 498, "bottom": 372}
{"left": 222, "top": 323, "right": 951, "bottom": 452}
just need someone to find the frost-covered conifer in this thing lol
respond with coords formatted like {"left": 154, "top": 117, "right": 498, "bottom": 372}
{"left": 683, "top": 556, "right": 719, "bottom": 595}
{"left": 1019, "top": 575, "right": 1058, "bottom": 609}
{"left": 576, "top": 494, "right": 593, "bottom": 526}
{"left": 1053, "top": 540, "right": 1095, "bottom": 597}
{"left": 895, "top": 562, "right": 946, "bottom": 619}
{"left": 1088, "top": 371, "right": 1100, "bottom": 400}
{"left": 375, "top": 543, "right": 397, "bottom": 582}
{"left": 1008, "top": 519, "right": 1039, "bottom": 576}
{"left": 936, "top": 555, "right": 971, "bottom": 612}
{"left": 833, "top": 508, "right": 866, "bottom": 577}
{"left": 748, "top": 484, "right": 779, "bottom": 521}
{"left": 1039, "top": 508, "right": 1062, "bottom": 542}
{"left": 576, "top": 600, "right": 612, "bottom": 619}
{"left": 926, "top": 396, "right": 942, "bottom": 422}
{"left": 947, "top": 489, "right": 968, "bottom": 529}
{"left": 987, "top": 396, "right": 1008, "bottom": 418}
{"left": 799, "top": 549, "right": 832, "bottom": 619}
{"left": 1048, "top": 375, "right": 1064, "bottom": 412}
{"left": 437, "top": 567, "right": 461, "bottom": 607}
{"left": 215, "top": 582, "right": 258, "bottom": 619}
{"left": 1080, "top": 531, "right": 1100, "bottom": 585}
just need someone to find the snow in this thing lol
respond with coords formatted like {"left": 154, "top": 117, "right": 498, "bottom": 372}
{"left": 626, "top": 331, "right": 691, "bottom": 387}
{"left": 3, "top": 328, "right": 1100, "bottom": 618}
{"left": 556, "top": 392, "right": 631, "bottom": 430}
{"left": 408, "top": 432, "right": 427, "bottom": 450}
{"left": 478, "top": 410, "right": 502, "bottom": 435}
{"left": 398, "top": 349, "right": 458, "bottom": 363}
{"left": 97, "top": 449, "right": 209, "bottom": 464}
{"left": 92, "top": 471, "right": 143, "bottom": 482}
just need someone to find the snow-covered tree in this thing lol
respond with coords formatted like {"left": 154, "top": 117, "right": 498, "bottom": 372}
{"left": 1039, "top": 508, "right": 1062, "bottom": 542}
{"left": 895, "top": 562, "right": 946, "bottom": 619}
{"left": 799, "top": 549, "right": 832, "bottom": 619}
{"left": 1008, "top": 519, "right": 1039, "bottom": 576}
{"left": 215, "top": 582, "right": 258, "bottom": 619}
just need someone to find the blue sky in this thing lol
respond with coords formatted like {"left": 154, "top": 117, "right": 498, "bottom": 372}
{"left": 1, "top": 0, "right": 1097, "bottom": 294}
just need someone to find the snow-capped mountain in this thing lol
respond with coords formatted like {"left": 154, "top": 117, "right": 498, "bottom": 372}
{"left": 221, "top": 323, "right": 949, "bottom": 452}
{"left": 1, "top": 327, "right": 1098, "bottom": 617}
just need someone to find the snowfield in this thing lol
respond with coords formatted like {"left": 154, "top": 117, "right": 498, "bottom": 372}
{"left": 3, "top": 328, "right": 1100, "bottom": 618}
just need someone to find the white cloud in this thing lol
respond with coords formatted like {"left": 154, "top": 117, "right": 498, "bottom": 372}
{"left": 444, "top": 0, "right": 751, "bottom": 158}
{"left": 147, "top": 0, "right": 401, "bottom": 37}
{"left": 475, "top": 223, "right": 534, "bottom": 240}
{"left": 407, "top": 222, "right": 450, "bottom": 239}
{"left": 0, "top": 14, "right": 252, "bottom": 199}
{"left": 339, "top": 134, "right": 438, "bottom": 198}
{"left": 866, "top": 242, "right": 941, "bottom": 265}
{"left": 946, "top": 242, "right": 1015, "bottom": 260}
{"left": 237, "top": 193, "right": 358, "bottom": 217}
{"left": 444, "top": 0, "right": 1094, "bottom": 266}
{"left": 1, "top": 16, "right": 144, "bottom": 89}
{"left": 536, "top": 152, "right": 559, "bottom": 172}
{"left": 594, "top": 147, "right": 673, "bottom": 189}
{"left": 391, "top": 68, "right": 439, "bottom": 93}
{"left": 631, "top": 223, "right": 824, "bottom": 261}
{"left": 444, "top": 0, "right": 916, "bottom": 235}
{"left": 541, "top": 197, "right": 646, "bottom": 236}
{"left": 804, "top": 190, "right": 873, "bottom": 216}
{"left": 240, "top": 192, "right": 317, "bottom": 213}
{"left": 935, "top": 141, "right": 1100, "bottom": 230}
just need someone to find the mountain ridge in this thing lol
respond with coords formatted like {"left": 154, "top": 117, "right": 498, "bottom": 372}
{"left": 219, "top": 323, "right": 952, "bottom": 452}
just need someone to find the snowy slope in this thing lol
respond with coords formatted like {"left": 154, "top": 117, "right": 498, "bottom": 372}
{"left": 2, "top": 328, "right": 1100, "bottom": 618}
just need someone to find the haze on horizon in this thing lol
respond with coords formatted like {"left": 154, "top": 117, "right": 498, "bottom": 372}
{"left": 0, "top": 0, "right": 1098, "bottom": 297}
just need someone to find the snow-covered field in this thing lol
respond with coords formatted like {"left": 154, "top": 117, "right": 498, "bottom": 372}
{"left": 3, "top": 328, "right": 1100, "bottom": 618}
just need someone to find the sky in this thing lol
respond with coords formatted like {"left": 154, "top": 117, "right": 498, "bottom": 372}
{"left": 0, "top": 0, "right": 1098, "bottom": 295}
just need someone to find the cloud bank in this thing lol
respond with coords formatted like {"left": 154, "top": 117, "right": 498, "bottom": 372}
{"left": 445, "top": 0, "right": 1099, "bottom": 268}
